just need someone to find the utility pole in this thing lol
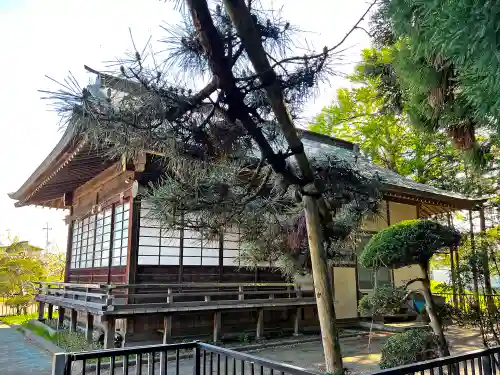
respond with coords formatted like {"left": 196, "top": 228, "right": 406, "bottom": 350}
{"left": 42, "top": 222, "right": 52, "bottom": 251}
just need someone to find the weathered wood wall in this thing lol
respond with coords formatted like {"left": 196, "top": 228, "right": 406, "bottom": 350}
{"left": 67, "top": 267, "right": 127, "bottom": 284}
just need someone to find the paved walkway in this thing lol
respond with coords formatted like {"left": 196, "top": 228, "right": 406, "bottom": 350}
{"left": 0, "top": 323, "right": 52, "bottom": 375}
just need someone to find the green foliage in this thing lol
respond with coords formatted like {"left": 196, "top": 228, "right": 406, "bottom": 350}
{"left": 1, "top": 313, "right": 38, "bottom": 326}
{"left": 53, "top": 331, "right": 102, "bottom": 352}
{"left": 359, "top": 220, "right": 460, "bottom": 270}
{"left": 357, "top": 285, "right": 407, "bottom": 316}
{"left": 0, "top": 238, "right": 65, "bottom": 312}
{"left": 380, "top": 329, "right": 439, "bottom": 369}
{"left": 145, "top": 152, "right": 381, "bottom": 278}
{"left": 310, "top": 47, "right": 496, "bottom": 197}
{"left": 44, "top": 1, "right": 385, "bottom": 280}
{"left": 373, "top": 0, "right": 500, "bottom": 167}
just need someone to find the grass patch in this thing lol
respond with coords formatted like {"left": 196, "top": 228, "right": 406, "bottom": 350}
{"left": 22, "top": 320, "right": 53, "bottom": 340}
{"left": 0, "top": 311, "right": 58, "bottom": 326}
{"left": 1, "top": 313, "right": 38, "bottom": 325}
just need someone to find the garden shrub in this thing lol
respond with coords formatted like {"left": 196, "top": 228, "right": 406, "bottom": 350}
{"left": 53, "top": 331, "right": 102, "bottom": 352}
{"left": 380, "top": 328, "right": 439, "bottom": 369}
{"left": 359, "top": 220, "right": 460, "bottom": 269}
{"left": 358, "top": 285, "right": 407, "bottom": 316}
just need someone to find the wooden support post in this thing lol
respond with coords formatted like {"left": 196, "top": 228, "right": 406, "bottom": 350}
{"left": 469, "top": 210, "right": 481, "bottom": 303}
{"left": 447, "top": 213, "right": 458, "bottom": 309}
{"left": 37, "top": 301, "right": 45, "bottom": 321}
{"left": 449, "top": 246, "right": 458, "bottom": 308}
{"left": 295, "top": 285, "right": 303, "bottom": 298}
{"left": 238, "top": 286, "right": 244, "bottom": 301}
{"left": 47, "top": 304, "right": 54, "bottom": 320}
{"left": 213, "top": 311, "right": 222, "bottom": 344}
{"left": 160, "top": 315, "right": 172, "bottom": 374}
{"left": 256, "top": 308, "right": 264, "bottom": 341}
{"left": 455, "top": 249, "right": 465, "bottom": 309}
{"left": 85, "top": 313, "right": 94, "bottom": 343}
{"left": 293, "top": 307, "right": 302, "bottom": 336}
{"left": 167, "top": 288, "right": 172, "bottom": 304}
{"left": 57, "top": 308, "right": 65, "bottom": 330}
{"left": 70, "top": 309, "right": 77, "bottom": 332}
{"left": 163, "top": 315, "right": 172, "bottom": 344}
{"left": 479, "top": 206, "right": 495, "bottom": 313}
{"left": 103, "top": 317, "right": 116, "bottom": 349}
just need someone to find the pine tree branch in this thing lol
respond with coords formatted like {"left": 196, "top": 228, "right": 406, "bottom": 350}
{"left": 328, "top": 0, "right": 378, "bottom": 53}
{"left": 83, "top": 64, "right": 218, "bottom": 121}
{"left": 223, "top": 0, "right": 328, "bottom": 209}
{"left": 231, "top": 0, "right": 378, "bottom": 79}
{"left": 185, "top": 0, "right": 304, "bottom": 187}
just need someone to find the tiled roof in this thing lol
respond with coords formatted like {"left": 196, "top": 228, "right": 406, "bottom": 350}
{"left": 301, "top": 130, "right": 486, "bottom": 207}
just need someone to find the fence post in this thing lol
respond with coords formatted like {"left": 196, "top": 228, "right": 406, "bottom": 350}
{"left": 482, "top": 353, "right": 493, "bottom": 375}
{"left": 193, "top": 344, "right": 201, "bottom": 375}
{"left": 52, "top": 353, "right": 68, "bottom": 375}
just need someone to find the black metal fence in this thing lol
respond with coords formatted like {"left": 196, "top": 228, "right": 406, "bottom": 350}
{"left": 367, "top": 346, "right": 500, "bottom": 375}
{"left": 52, "top": 340, "right": 500, "bottom": 375}
{"left": 433, "top": 293, "right": 500, "bottom": 313}
{"left": 52, "top": 341, "right": 321, "bottom": 375}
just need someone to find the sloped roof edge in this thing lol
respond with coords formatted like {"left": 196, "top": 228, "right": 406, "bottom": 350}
{"left": 8, "top": 126, "right": 78, "bottom": 201}
{"left": 9, "top": 118, "right": 486, "bottom": 208}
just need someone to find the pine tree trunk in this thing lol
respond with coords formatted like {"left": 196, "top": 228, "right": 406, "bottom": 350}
{"left": 303, "top": 196, "right": 344, "bottom": 372}
{"left": 222, "top": 0, "right": 345, "bottom": 372}
{"left": 420, "top": 265, "right": 451, "bottom": 357}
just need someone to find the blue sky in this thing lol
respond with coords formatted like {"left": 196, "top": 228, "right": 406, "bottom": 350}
{"left": 0, "top": 0, "right": 371, "bottom": 251}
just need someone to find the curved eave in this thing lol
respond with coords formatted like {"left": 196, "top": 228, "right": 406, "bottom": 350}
{"left": 9, "top": 126, "right": 78, "bottom": 202}
{"left": 382, "top": 183, "right": 488, "bottom": 210}
{"left": 9, "top": 126, "right": 117, "bottom": 209}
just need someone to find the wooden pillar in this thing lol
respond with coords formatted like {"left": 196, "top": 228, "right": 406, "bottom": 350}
{"left": 469, "top": 210, "right": 481, "bottom": 302}
{"left": 293, "top": 307, "right": 302, "bottom": 336}
{"left": 447, "top": 213, "right": 458, "bottom": 308}
{"left": 455, "top": 249, "right": 465, "bottom": 309}
{"left": 57, "top": 308, "right": 65, "bottom": 330}
{"left": 213, "top": 311, "right": 222, "bottom": 344}
{"left": 163, "top": 315, "right": 172, "bottom": 344}
{"left": 103, "top": 317, "right": 116, "bottom": 349}
{"left": 256, "top": 308, "right": 264, "bottom": 341}
{"left": 85, "top": 313, "right": 94, "bottom": 343}
{"left": 70, "top": 309, "right": 77, "bottom": 332}
{"left": 160, "top": 315, "right": 172, "bottom": 372}
{"left": 37, "top": 301, "right": 45, "bottom": 321}
{"left": 64, "top": 205, "right": 74, "bottom": 283}
{"left": 449, "top": 246, "right": 459, "bottom": 308}
{"left": 121, "top": 317, "right": 133, "bottom": 348}
{"left": 107, "top": 205, "right": 116, "bottom": 285}
{"left": 126, "top": 197, "right": 140, "bottom": 286}
{"left": 479, "top": 206, "right": 495, "bottom": 312}
{"left": 47, "top": 304, "right": 54, "bottom": 320}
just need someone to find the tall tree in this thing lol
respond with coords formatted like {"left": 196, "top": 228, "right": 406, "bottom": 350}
{"left": 45, "top": 1, "right": 378, "bottom": 371}
{"left": 310, "top": 47, "right": 499, "bottom": 197}
{"left": 370, "top": 0, "right": 500, "bottom": 166}
{"left": 360, "top": 219, "right": 461, "bottom": 356}
{"left": 0, "top": 238, "right": 45, "bottom": 313}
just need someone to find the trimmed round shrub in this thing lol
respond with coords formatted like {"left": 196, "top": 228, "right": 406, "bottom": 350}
{"left": 380, "top": 328, "right": 439, "bottom": 369}
{"left": 359, "top": 220, "right": 460, "bottom": 269}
